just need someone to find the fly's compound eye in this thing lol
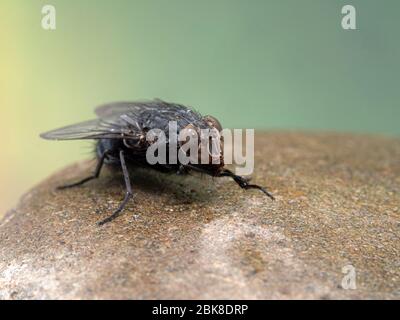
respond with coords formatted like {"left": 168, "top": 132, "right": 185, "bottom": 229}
{"left": 198, "top": 127, "right": 223, "bottom": 165}
{"left": 202, "top": 115, "right": 222, "bottom": 132}
{"left": 179, "top": 124, "right": 199, "bottom": 145}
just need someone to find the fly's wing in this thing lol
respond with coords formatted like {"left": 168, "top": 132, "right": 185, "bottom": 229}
{"left": 40, "top": 117, "right": 141, "bottom": 141}
{"left": 95, "top": 99, "right": 167, "bottom": 118}
{"left": 41, "top": 99, "right": 187, "bottom": 141}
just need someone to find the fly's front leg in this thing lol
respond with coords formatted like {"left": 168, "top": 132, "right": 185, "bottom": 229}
{"left": 57, "top": 150, "right": 111, "bottom": 190}
{"left": 97, "top": 150, "right": 133, "bottom": 225}
{"left": 217, "top": 169, "right": 275, "bottom": 200}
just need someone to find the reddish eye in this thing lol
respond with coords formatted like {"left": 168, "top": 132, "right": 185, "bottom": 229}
{"left": 181, "top": 124, "right": 198, "bottom": 136}
{"left": 202, "top": 115, "right": 222, "bottom": 132}
{"left": 179, "top": 124, "right": 199, "bottom": 144}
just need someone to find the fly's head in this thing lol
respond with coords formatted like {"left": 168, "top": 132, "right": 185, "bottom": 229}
{"left": 179, "top": 115, "right": 225, "bottom": 175}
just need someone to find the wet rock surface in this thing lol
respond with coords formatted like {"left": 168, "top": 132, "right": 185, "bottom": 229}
{"left": 0, "top": 132, "right": 399, "bottom": 299}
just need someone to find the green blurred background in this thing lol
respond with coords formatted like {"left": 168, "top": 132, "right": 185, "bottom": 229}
{"left": 1, "top": 0, "right": 399, "bottom": 214}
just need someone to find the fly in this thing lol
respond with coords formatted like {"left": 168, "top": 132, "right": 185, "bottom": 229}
{"left": 41, "top": 99, "right": 274, "bottom": 225}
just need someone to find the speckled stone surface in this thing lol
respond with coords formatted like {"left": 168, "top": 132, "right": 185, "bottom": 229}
{"left": 0, "top": 132, "right": 399, "bottom": 299}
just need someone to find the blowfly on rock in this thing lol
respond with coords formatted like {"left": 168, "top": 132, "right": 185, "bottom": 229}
{"left": 41, "top": 99, "right": 274, "bottom": 225}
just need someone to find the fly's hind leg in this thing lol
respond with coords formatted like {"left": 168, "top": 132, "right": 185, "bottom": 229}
{"left": 217, "top": 169, "right": 275, "bottom": 200}
{"left": 57, "top": 150, "right": 111, "bottom": 190}
{"left": 97, "top": 150, "right": 133, "bottom": 225}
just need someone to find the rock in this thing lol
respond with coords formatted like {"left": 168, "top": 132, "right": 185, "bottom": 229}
{"left": 0, "top": 132, "right": 399, "bottom": 299}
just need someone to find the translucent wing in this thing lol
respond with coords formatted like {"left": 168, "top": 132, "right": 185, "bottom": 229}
{"left": 40, "top": 117, "right": 140, "bottom": 141}
{"left": 41, "top": 99, "right": 191, "bottom": 141}
{"left": 95, "top": 99, "right": 167, "bottom": 118}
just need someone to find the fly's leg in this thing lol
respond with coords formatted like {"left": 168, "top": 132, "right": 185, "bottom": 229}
{"left": 217, "top": 169, "right": 275, "bottom": 200}
{"left": 176, "top": 164, "right": 189, "bottom": 175}
{"left": 57, "top": 150, "right": 111, "bottom": 190}
{"left": 97, "top": 150, "right": 133, "bottom": 225}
